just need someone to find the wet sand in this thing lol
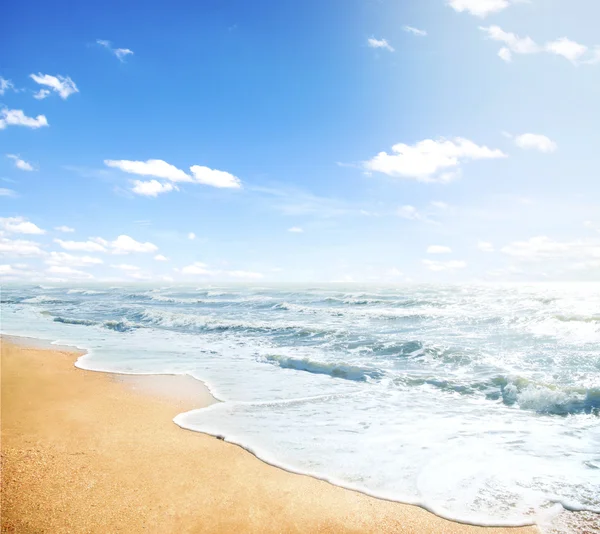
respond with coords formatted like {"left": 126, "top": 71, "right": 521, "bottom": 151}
{"left": 1, "top": 336, "right": 538, "bottom": 533}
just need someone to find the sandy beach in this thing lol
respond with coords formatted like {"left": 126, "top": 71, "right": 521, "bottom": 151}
{"left": 1, "top": 336, "right": 538, "bottom": 534}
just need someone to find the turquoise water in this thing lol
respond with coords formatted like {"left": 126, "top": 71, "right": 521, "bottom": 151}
{"left": 1, "top": 283, "right": 599, "bottom": 531}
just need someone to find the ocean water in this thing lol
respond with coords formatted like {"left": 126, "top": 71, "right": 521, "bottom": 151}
{"left": 1, "top": 283, "right": 599, "bottom": 532}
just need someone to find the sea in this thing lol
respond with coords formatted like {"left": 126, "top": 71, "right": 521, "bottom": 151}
{"left": 1, "top": 283, "right": 599, "bottom": 533}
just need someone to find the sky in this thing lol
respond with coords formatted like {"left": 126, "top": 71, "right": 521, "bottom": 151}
{"left": 1, "top": 0, "right": 599, "bottom": 284}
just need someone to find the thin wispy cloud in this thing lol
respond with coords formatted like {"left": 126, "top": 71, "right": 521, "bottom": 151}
{"left": 367, "top": 38, "right": 394, "bottom": 52}
{"left": 97, "top": 39, "right": 134, "bottom": 62}
{"left": 403, "top": 25, "right": 427, "bottom": 37}
{"left": 0, "top": 77, "right": 16, "bottom": 95}
{"left": 30, "top": 73, "right": 78, "bottom": 99}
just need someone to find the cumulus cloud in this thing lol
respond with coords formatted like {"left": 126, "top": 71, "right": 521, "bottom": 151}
{"left": 45, "top": 252, "right": 103, "bottom": 267}
{"left": 181, "top": 262, "right": 211, "bottom": 275}
{"left": 447, "top": 0, "right": 514, "bottom": 17}
{"left": 479, "top": 26, "right": 539, "bottom": 62}
{"left": 107, "top": 235, "right": 158, "bottom": 254}
{"left": 0, "top": 108, "right": 48, "bottom": 129}
{"left": 403, "top": 26, "right": 427, "bottom": 37}
{"left": 30, "top": 73, "right": 78, "bottom": 99}
{"left": 54, "top": 234, "right": 157, "bottom": 255}
{"left": 422, "top": 259, "right": 467, "bottom": 272}
{"left": 105, "top": 159, "right": 242, "bottom": 192}
{"left": 481, "top": 26, "right": 597, "bottom": 65}
{"left": 97, "top": 39, "right": 134, "bottom": 62}
{"left": 478, "top": 241, "right": 495, "bottom": 252}
{"left": 288, "top": 227, "right": 303, "bottom": 233}
{"left": 154, "top": 254, "right": 169, "bottom": 261}
{"left": 545, "top": 38, "right": 588, "bottom": 64}
{"left": 0, "top": 237, "right": 45, "bottom": 256}
{"left": 427, "top": 245, "right": 452, "bottom": 254}
{"left": 54, "top": 226, "right": 75, "bottom": 233}
{"left": 189, "top": 165, "right": 242, "bottom": 188}
{"left": 131, "top": 179, "right": 177, "bottom": 197}
{"left": 514, "top": 133, "right": 557, "bottom": 153}
{"left": 0, "top": 216, "right": 45, "bottom": 235}
{"left": 6, "top": 154, "right": 34, "bottom": 171}
{"left": 367, "top": 38, "right": 394, "bottom": 52}
{"left": 54, "top": 238, "right": 106, "bottom": 253}
{"left": 364, "top": 137, "right": 505, "bottom": 182}
{"left": 110, "top": 264, "right": 140, "bottom": 271}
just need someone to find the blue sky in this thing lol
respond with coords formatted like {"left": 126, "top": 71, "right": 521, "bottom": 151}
{"left": 1, "top": 0, "right": 599, "bottom": 284}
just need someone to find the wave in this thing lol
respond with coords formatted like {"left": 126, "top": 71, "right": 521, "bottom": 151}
{"left": 102, "top": 319, "right": 138, "bottom": 332}
{"left": 262, "top": 354, "right": 385, "bottom": 382}
{"left": 53, "top": 316, "right": 97, "bottom": 326}
{"left": 132, "top": 308, "right": 330, "bottom": 336}
{"left": 21, "top": 295, "right": 67, "bottom": 304}
{"left": 66, "top": 289, "right": 106, "bottom": 295}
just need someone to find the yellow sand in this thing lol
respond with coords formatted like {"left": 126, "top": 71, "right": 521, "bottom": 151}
{"left": 0, "top": 337, "right": 538, "bottom": 533}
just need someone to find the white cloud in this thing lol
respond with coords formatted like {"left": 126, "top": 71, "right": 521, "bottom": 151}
{"left": 46, "top": 265, "right": 93, "bottom": 279}
{"left": 33, "top": 89, "right": 51, "bottom": 100}
{"left": 97, "top": 40, "right": 134, "bottom": 62}
{"left": 514, "top": 133, "right": 557, "bottom": 153}
{"left": 288, "top": 227, "right": 303, "bottom": 233}
{"left": 478, "top": 241, "right": 495, "bottom": 252}
{"left": 189, "top": 165, "right": 242, "bottom": 188}
{"left": 109, "top": 235, "right": 158, "bottom": 254}
{"left": 501, "top": 236, "right": 600, "bottom": 262}
{"left": 105, "top": 159, "right": 242, "bottom": 190}
{"left": 448, "top": 0, "right": 513, "bottom": 17}
{"left": 480, "top": 26, "right": 539, "bottom": 61}
{"left": 0, "top": 216, "right": 45, "bottom": 235}
{"left": 431, "top": 201, "right": 449, "bottom": 210}
{"left": 181, "top": 262, "right": 211, "bottom": 275}
{"left": 0, "top": 188, "right": 17, "bottom": 198}
{"left": 54, "top": 235, "right": 157, "bottom": 255}
{"left": 29, "top": 73, "right": 78, "bottom": 99}
{"left": 105, "top": 159, "right": 190, "bottom": 182}
{"left": 54, "top": 225, "right": 75, "bottom": 233}
{"left": 427, "top": 245, "right": 452, "bottom": 254}
{"left": 545, "top": 38, "right": 588, "bottom": 63}
{"left": 45, "top": 252, "right": 103, "bottom": 267}
{"left": 397, "top": 205, "right": 422, "bottom": 220}
{"left": 110, "top": 264, "right": 140, "bottom": 271}
{"left": 481, "top": 26, "right": 598, "bottom": 65}
{"left": 6, "top": 154, "right": 34, "bottom": 171}
{"left": 422, "top": 259, "right": 467, "bottom": 272}
{"left": 154, "top": 254, "right": 169, "bottom": 261}
{"left": 0, "top": 236, "right": 45, "bottom": 256}
{"left": 367, "top": 38, "right": 394, "bottom": 52}
{"left": 364, "top": 137, "right": 505, "bottom": 182}
{"left": 0, "top": 77, "right": 15, "bottom": 95}
{"left": 54, "top": 238, "right": 107, "bottom": 252}
{"left": 188, "top": 232, "right": 196, "bottom": 240}
{"left": 403, "top": 26, "right": 427, "bottom": 37}
{"left": 131, "top": 179, "right": 177, "bottom": 197}
{"left": 0, "top": 108, "right": 48, "bottom": 129}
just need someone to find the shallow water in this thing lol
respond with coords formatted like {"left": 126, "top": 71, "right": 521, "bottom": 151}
{"left": 1, "top": 283, "right": 599, "bottom": 531}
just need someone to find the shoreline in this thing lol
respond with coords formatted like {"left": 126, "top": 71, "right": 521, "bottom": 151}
{"left": 1, "top": 334, "right": 539, "bottom": 533}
